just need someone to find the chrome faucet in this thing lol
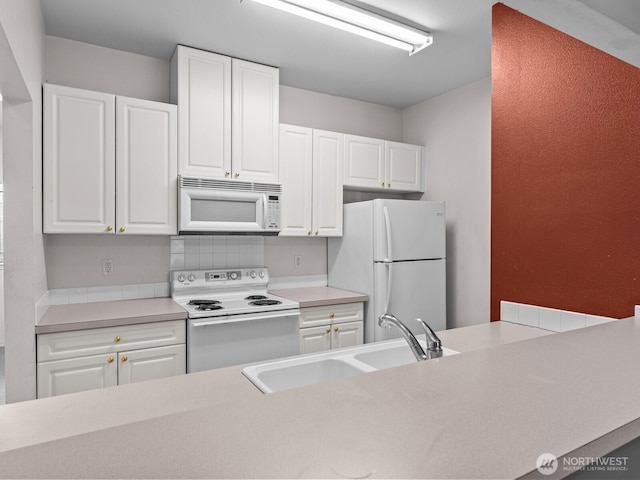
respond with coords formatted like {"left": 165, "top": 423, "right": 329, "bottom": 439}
{"left": 378, "top": 313, "right": 443, "bottom": 361}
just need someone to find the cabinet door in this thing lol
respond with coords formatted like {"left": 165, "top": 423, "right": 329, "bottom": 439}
{"left": 343, "top": 134, "right": 385, "bottom": 190}
{"left": 43, "top": 84, "right": 115, "bottom": 233}
{"left": 37, "top": 354, "right": 117, "bottom": 398}
{"left": 331, "top": 321, "right": 364, "bottom": 350}
{"left": 172, "top": 46, "right": 232, "bottom": 178}
{"left": 118, "top": 345, "right": 186, "bottom": 385}
{"left": 299, "top": 325, "right": 331, "bottom": 355}
{"left": 232, "top": 59, "right": 279, "bottom": 183}
{"left": 385, "top": 141, "right": 423, "bottom": 192}
{"left": 116, "top": 96, "right": 178, "bottom": 234}
{"left": 279, "top": 124, "right": 313, "bottom": 236}
{"left": 312, "top": 130, "right": 344, "bottom": 237}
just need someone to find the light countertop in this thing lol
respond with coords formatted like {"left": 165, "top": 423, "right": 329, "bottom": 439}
{"left": 36, "top": 298, "right": 187, "bottom": 334}
{"left": 269, "top": 286, "right": 368, "bottom": 307}
{"left": 2, "top": 320, "right": 638, "bottom": 478}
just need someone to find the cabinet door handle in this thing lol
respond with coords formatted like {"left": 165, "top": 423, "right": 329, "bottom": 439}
{"left": 326, "top": 328, "right": 331, "bottom": 334}
{"left": 329, "top": 313, "right": 335, "bottom": 319}
{"left": 225, "top": 171, "right": 230, "bottom": 177}
{"left": 381, "top": 182, "right": 385, "bottom": 187}
{"left": 121, "top": 356, "right": 128, "bottom": 363}
{"left": 315, "top": 231, "right": 319, "bottom": 235}
{"left": 106, "top": 226, "right": 113, "bottom": 232}
{"left": 334, "top": 327, "right": 339, "bottom": 332}
{"left": 307, "top": 231, "right": 311, "bottom": 236}
{"left": 119, "top": 227, "right": 125, "bottom": 233}
{"left": 107, "top": 357, "right": 114, "bottom": 364}
{"left": 235, "top": 173, "right": 240, "bottom": 178}
{"left": 114, "top": 336, "right": 121, "bottom": 343}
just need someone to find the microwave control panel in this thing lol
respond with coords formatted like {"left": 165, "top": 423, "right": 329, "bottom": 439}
{"left": 266, "top": 194, "right": 280, "bottom": 230}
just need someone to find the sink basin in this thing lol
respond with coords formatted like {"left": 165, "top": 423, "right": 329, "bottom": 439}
{"left": 354, "top": 345, "right": 458, "bottom": 370}
{"left": 243, "top": 337, "right": 459, "bottom": 394}
{"left": 242, "top": 357, "right": 373, "bottom": 393}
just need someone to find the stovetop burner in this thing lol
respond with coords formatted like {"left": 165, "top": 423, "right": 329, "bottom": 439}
{"left": 249, "top": 299, "right": 282, "bottom": 306}
{"left": 188, "top": 299, "right": 221, "bottom": 306}
{"left": 196, "top": 304, "right": 224, "bottom": 311}
{"left": 245, "top": 295, "right": 268, "bottom": 301}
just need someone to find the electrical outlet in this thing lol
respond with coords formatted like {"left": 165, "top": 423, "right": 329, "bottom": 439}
{"left": 294, "top": 255, "right": 302, "bottom": 269}
{"left": 102, "top": 259, "right": 114, "bottom": 276}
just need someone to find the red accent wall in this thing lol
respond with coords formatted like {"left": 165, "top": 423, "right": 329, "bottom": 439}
{"left": 491, "top": 4, "right": 640, "bottom": 320}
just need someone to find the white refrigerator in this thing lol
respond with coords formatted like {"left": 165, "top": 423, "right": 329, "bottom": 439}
{"left": 328, "top": 199, "right": 446, "bottom": 343}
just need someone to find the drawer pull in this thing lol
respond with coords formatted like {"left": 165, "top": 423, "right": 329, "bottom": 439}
{"left": 107, "top": 357, "right": 114, "bottom": 364}
{"left": 115, "top": 336, "right": 121, "bottom": 343}
{"left": 329, "top": 313, "right": 335, "bottom": 319}
{"left": 121, "top": 356, "right": 128, "bottom": 363}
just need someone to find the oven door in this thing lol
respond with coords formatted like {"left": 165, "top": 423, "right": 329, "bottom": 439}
{"left": 187, "top": 310, "right": 300, "bottom": 373}
{"left": 180, "top": 187, "right": 266, "bottom": 233}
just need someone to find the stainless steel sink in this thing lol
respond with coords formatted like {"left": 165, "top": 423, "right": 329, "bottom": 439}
{"left": 242, "top": 337, "right": 458, "bottom": 393}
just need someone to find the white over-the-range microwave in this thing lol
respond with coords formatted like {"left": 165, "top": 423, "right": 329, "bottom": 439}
{"left": 179, "top": 176, "right": 281, "bottom": 234}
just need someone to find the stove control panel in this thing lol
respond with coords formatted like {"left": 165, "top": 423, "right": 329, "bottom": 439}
{"left": 172, "top": 268, "right": 269, "bottom": 289}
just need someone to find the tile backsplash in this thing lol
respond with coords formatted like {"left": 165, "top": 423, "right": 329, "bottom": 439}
{"left": 170, "top": 235, "right": 264, "bottom": 270}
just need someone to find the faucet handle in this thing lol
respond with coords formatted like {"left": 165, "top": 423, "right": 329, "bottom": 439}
{"left": 416, "top": 318, "right": 442, "bottom": 351}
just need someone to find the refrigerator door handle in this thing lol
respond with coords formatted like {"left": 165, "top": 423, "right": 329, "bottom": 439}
{"left": 383, "top": 206, "right": 393, "bottom": 262}
{"left": 385, "top": 262, "right": 393, "bottom": 313}
{"left": 382, "top": 206, "right": 394, "bottom": 313}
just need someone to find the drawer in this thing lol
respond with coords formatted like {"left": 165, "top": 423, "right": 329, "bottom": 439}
{"left": 299, "top": 302, "right": 364, "bottom": 328}
{"left": 37, "top": 320, "right": 186, "bottom": 362}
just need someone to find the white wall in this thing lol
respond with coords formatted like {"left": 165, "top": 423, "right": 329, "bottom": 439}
{"left": 46, "top": 36, "right": 171, "bottom": 102}
{"left": 0, "top": 0, "right": 47, "bottom": 402}
{"left": 403, "top": 78, "right": 491, "bottom": 329}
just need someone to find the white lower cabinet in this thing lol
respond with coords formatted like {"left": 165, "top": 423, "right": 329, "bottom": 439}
{"left": 36, "top": 320, "right": 186, "bottom": 398}
{"left": 298, "top": 303, "right": 364, "bottom": 355}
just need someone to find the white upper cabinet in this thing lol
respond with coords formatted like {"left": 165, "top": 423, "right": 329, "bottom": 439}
{"left": 279, "top": 125, "right": 313, "bottom": 236}
{"left": 279, "top": 125, "right": 343, "bottom": 237}
{"left": 343, "top": 134, "right": 424, "bottom": 192}
{"left": 172, "top": 46, "right": 279, "bottom": 183}
{"left": 116, "top": 96, "right": 177, "bottom": 235}
{"left": 343, "top": 135, "right": 385, "bottom": 190}
{"left": 385, "top": 141, "right": 423, "bottom": 192}
{"left": 43, "top": 83, "right": 177, "bottom": 235}
{"left": 171, "top": 47, "right": 232, "bottom": 178}
{"left": 312, "top": 129, "right": 343, "bottom": 237}
{"left": 232, "top": 58, "right": 280, "bottom": 183}
{"left": 44, "top": 84, "right": 115, "bottom": 233}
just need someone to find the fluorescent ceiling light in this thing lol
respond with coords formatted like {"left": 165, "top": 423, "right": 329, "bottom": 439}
{"left": 251, "top": 0, "right": 433, "bottom": 55}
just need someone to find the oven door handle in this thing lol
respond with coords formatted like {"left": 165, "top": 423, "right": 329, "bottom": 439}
{"left": 190, "top": 309, "right": 300, "bottom": 327}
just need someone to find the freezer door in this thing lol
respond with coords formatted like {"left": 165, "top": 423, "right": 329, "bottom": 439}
{"left": 373, "top": 199, "right": 445, "bottom": 262}
{"left": 372, "top": 259, "right": 446, "bottom": 343}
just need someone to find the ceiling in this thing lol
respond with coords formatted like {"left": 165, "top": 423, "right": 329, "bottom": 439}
{"left": 39, "top": 0, "right": 640, "bottom": 109}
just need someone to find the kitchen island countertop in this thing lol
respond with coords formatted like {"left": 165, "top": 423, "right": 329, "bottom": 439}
{"left": 2, "top": 320, "right": 639, "bottom": 479}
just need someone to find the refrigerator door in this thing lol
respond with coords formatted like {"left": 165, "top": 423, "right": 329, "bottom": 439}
{"left": 373, "top": 199, "right": 445, "bottom": 262}
{"left": 372, "top": 259, "right": 446, "bottom": 343}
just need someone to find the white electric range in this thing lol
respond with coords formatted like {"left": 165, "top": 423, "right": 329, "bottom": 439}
{"left": 172, "top": 268, "right": 300, "bottom": 373}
